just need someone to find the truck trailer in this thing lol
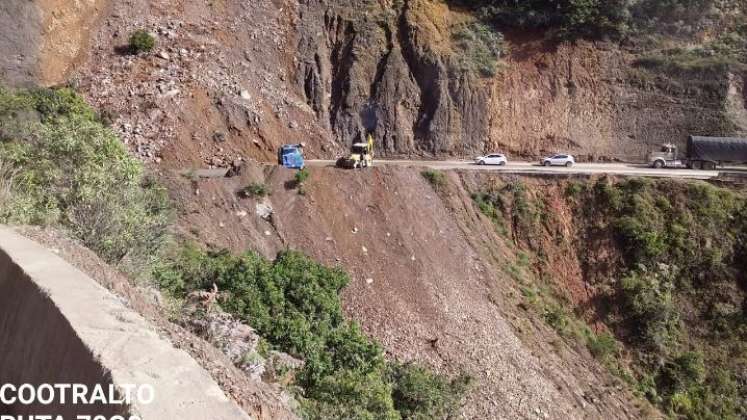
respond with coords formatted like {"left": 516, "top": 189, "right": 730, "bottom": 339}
{"left": 648, "top": 136, "right": 747, "bottom": 169}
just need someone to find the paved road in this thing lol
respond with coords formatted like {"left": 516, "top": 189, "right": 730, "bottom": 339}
{"left": 307, "top": 160, "right": 723, "bottom": 179}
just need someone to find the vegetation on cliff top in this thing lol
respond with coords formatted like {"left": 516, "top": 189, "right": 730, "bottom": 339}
{"left": 447, "top": 0, "right": 747, "bottom": 77}
{"left": 449, "top": 0, "right": 730, "bottom": 39}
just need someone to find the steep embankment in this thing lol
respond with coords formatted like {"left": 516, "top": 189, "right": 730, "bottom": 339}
{"left": 164, "top": 164, "right": 746, "bottom": 419}
{"left": 162, "top": 165, "right": 655, "bottom": 419}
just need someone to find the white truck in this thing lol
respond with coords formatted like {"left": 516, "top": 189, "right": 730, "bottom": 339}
{"left": 648, "top": 136, "right": 747, "bottom": 169}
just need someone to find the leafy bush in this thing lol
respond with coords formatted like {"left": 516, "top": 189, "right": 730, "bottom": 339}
{"left": 0, "top": 87, "right": 171, "bottom": 272}
{"left": 543, "top": 305, "right": 570, "bottom": 334}
{"left": 564, "top": 181, "right": 585, "bottom": 198}
{"left": 129, "top": 30, "right": 156, "bottom": 54}
{"left": 242, "top": 182, "right": 270, "bottom": 198}
{"left": 154, "top": 246, "right": 470, "bottom": 419}
{"left": 421, "top": 170, "right": 447, "bottom": 191}
{"left": 389, "top": 363, "right": 472, "bottom": 420}
{"left": 585, "top": 330, "right": 618, "bottom": 361}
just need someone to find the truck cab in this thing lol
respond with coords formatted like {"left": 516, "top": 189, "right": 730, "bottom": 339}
{"left": 278, "top": 144, "right": 305, "bottom": 169}
{"left": 648, "top": 143, "right": 682, "bottom": 168}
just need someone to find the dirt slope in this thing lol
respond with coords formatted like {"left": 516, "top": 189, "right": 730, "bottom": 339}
{"left": 163, "top": 165, "right": 652, "bottom": 419}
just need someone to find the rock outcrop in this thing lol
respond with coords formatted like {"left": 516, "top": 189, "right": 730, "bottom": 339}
{"left": 295, "top": 0, "right": 747, "bottom": 159}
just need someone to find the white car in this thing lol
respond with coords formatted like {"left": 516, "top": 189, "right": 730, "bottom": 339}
{"left": 542, "top": 154, "right": 575, "bottom": 167}
{"left": 475, "top": 153, "right": 507, "bottom": 166}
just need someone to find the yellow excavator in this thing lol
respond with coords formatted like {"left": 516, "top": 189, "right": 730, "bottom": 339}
{"left": 336, "top": 134, "right": 374, "bottom": 169}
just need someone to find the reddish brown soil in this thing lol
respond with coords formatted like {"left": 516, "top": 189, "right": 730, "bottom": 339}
{"left": 163, "top": 164, "right": 654, "bottom": 419}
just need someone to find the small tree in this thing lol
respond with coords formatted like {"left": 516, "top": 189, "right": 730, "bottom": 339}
{"left": 129, "top": 30, "right": 156, "bottom": 54}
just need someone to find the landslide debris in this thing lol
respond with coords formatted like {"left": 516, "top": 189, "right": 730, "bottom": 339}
{"left": 166, "top": 166, "right": 649, "bottom": 419}
{"left": 154, "top": 245, "right": 472, "bottom": 419}
{"left": 0, "top": 87, "right": 472, "bottom": 420}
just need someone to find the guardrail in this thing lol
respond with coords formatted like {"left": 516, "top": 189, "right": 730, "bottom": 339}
{"left": 0, "top": 227, "right": 250, "bottom": 420}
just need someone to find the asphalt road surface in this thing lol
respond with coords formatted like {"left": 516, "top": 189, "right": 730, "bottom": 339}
{"left": 307, "top": 160, "right": 723, "bottom": 179}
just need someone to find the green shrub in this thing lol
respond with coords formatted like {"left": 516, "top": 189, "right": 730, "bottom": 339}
{"left": 471, "top": 190, "right": 508, "bottom": 235}
{"left": 295, "top": 168, "right": 310, "bottom": 184}
{"left": 585, "top": 330, "right": 618, "bottom": 361}
{"left": 154, "top": 246, "right": 469, "bottom": 419}
{"left": 0, "top": 87, "right": 171, "bottom": 272}
{"left": 658, "top": 352, "right": 706, "bottom": 396}
{"left": 242, "top": 182, "right": 270, "bottom": 198}
{"left": 543, "top": 305, "right": 570, "bottom": 334}
{"left": 421, "top": 170, "right": 447, "bottom": 191}
{"left": 389, "top": 363, "right": 472, "bottom": 420}
{"left": 129, "top": 30, "right": 156, "bottom": 54}
{"left": 619, "top": 267, "right": 680, "bottom": 352}
{"left": 564, "top": 182, "right": 585, "bottom": 198}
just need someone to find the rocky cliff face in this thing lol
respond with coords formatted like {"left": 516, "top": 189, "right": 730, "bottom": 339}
{"left": 296, "top": 0, "right": 493, "bottom": 156}
{"left": 295, "top": 0, "right": 747, "bottom": 159}
{"left": 4, "top": 0, "right": 746, "bottom": 162}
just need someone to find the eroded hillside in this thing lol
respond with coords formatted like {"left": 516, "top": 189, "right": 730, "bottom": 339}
{"left": 2, "top": 1, "right": 747, "bottom": 419}
{"left": 164, "top": 164, "right": 746, "bottom": 419}
{"left": 6, "top": 0, "right": 747, "bottom": 162}
{"left": 162, "top": 164, "right": 652, "bottom": 419}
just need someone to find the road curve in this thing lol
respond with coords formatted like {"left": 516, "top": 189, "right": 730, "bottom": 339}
{"left": 306, "top": 160, "right": 722, "bottom": 180}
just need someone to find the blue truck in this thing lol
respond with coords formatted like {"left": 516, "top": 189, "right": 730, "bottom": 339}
{"left": 278, "top": 144, "right": 305, "bottom": 169}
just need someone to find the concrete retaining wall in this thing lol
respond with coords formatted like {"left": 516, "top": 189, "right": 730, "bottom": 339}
{"left": 0, "top": 227, "right": 251, "bottom": 419}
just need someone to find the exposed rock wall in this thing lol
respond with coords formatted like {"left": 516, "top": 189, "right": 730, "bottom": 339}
{"left": 296, "top": 0, "right": 491, "bottom": 155}
{"left": 295, "top": 0, "right": 747, "bottom": 159}
{"left": 2, "top": 0, "right": 746, "bottom": 160}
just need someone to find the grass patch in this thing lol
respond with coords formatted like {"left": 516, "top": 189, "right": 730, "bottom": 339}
{"left": 154, "top": 245, "right": 471, "bottom": 419}
{"left": 421, "top": 170, "right": 447, "bottom": 192}
{"left": 241, "top": 182, "right": 271, "bottom": 198}
{"left": 129, "top": 30, "right": 156, "bottom": 54}
{"left": 471, "top": 189, "right": 508, "bottom": 236}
